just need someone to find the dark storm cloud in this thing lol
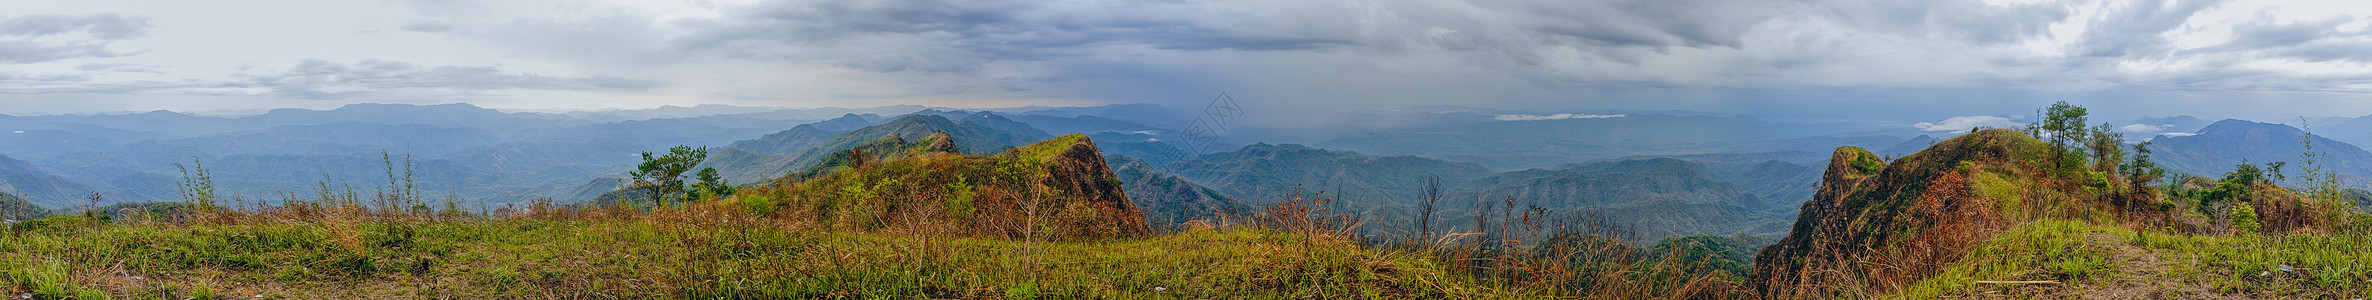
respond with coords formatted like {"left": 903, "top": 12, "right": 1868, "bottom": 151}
{"left": 0, "top": 14, "right": 149, "bottom": 64}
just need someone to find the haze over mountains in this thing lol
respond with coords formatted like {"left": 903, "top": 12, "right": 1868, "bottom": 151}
{"left": 4, "top": 102, "right": 2368, "bottom": 241}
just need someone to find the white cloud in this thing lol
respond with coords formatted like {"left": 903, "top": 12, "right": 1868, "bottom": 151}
{"left": 1912, "top": 115, "right": 2021, "bottom": 133}
{"left": 1495, "top": 113, "right": 1626, "bottom": 121}
{"left": 2120, "top": 123, "right": 2175, "bottom": 133}
{"left": 2161, "top": 132, "right": 2198, "bottom": 137}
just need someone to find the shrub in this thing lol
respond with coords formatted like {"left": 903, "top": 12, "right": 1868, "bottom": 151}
{"left": 10, "top": 215, "right": 98, "bottom": 232}
{"left": 739, "top": 193, "right": 780, "bottom": 217}
{"left": 2232, "top": 205, "right": 2260, "bottom": 235}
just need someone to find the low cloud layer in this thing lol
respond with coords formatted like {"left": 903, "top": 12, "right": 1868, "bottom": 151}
{"left": 1914, "top": 116, "right": 2022, "bottom": 133}
{"left": 1495, "top": 113, "right": 1627, "bottom": 121}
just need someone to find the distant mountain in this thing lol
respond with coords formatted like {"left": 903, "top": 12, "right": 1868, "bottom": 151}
{"left": 562, "top": 104, "right": 787, "bottom": 121}
{"left": 2148, "top": 119, "right": 2372, "bottom": 189}
{"left": 1446, "top": 158, "right": 1789, "bottom": 240}
{"left": 1016, "top": 115, "right": 1163, "bottom": 136}
{"left": 805, "top": 113, "right": 885, "bottom": 132}
{"left": 1012, "top": 103, "right": 1191, "bottom": 129}
{"left": 725, "top": 124, "right": 839, "bottom": 155}
{"left": 0, "top": 155, "right": 105, "bottom": 208}
{"left": 1316, "top": 112, "right": 1879, "bottom": 170}
{"left": 442, "top": 138, "right": 648, "bottom": 173}
{"left": 1170, "top": 143, "right": 1492, "bottom": 207}
{"left": 257, "top": 123, "right": 501, "bottom": 154}
{"left": 782, "top": 114, "right": 1049, "bottom": 168}
{"left": 153, "top": 123, "right": 502, "bottom": 156}
{"left": 2321, "top": 114, "right": 2372, "bottom": 147}
{"left": 0, "top": 191, "right": 48, "bottom": 221}
{"left": 1600, "top": 151, "right": 1829, "bottom": 209}
{"left": 704, "top": 113, "right": 1053, "bottom": 185}
{"left": 1876, "top": 135, "right": 1940, "bottom": 158}
{"left": 508, "top": 118, "right": 775, "bottom": 151}
{"left": 7, "top": 112, "right": 190, "bottom": 140}
{"left": 791, "top": 133, "right": 961, "bottom": 179}
{"left": 235, "top": 103, "right": 585, "bottom": 135}
{"left": 1106, "top": 155, "right": 1248, "bottom": 227}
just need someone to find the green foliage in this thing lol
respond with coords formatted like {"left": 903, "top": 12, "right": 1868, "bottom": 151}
{"left": 0, "top": 192, "right": 50, "bottom": 221}
{"left": 1646, "top": 234, "right": 1756, "bottom": 277}
{"left": 738, "top": 193, "right": 780, "bottom": 217}
{"left": 630, "top": 145, "right": 710, "bottom": 206}
{"left": 1849, "top": 148, "right": 1885, "bottom": 175}
{"left": 174, "top": 156, "right": 218, "bottom": 217}
{"left": 11, "top": 215, "right": 99, "bottom": 233}
{"left": 2087, "top": 122, "right": 2125, "bottom": 173}
{"left": 945, "top": 175, "right": 976, "bottom": 218}
{"left": 0, "top": 218, "right": 1516, "bottom": 298}
{"left": 691, "top": 167, "right": 730, "bottom": 200}
{"left": 2, "top": 259, "right": 109, "bottom": 300}
{"left": 2037, "top": 101, "right": 2091, "bottom": 172}
{"left": 2123, "top": 140, "right": 2165, "bottom": 188}
{"left": 2233, "top": 204, "right": 2261, "bottom": 235}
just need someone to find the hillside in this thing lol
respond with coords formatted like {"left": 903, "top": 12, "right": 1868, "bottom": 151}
{"left": 0, "top": 155, "right": 104, "bottom": 208}
{"left": 0, "top": 192, "right": 47, "bottom": 221}
{"left": 1445, "top": 158, "right": 1790, "bottom": 240}
{"left": 741, "top": 133, "right": 1149, "bottom": 238}
{"left": 1171, "top": 143, "right": 1492, "bottom": 208}
{"left": 1105, "top": 155, "right": 1249, "bottom": 228}
{"left": 2149, "top": 119, "right": 2372, "bottom": 189}
{"left": 1749, "top": 129, "right": 2366, "bottom": 298}
{"left": 707, "top": 113, "right": 1051, "bottom": 186}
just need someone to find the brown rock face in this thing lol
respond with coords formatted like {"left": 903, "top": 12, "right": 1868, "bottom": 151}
{"left": 1746, "top": 130, "right": 2027, "bottom": 298}
{"left": 1031, "top": 135, "right": 1153, "bottom": 238}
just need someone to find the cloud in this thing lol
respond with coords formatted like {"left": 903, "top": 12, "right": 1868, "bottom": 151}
{"left": 399, "top": 20, "right": 454, "bottom": 33}
{"left": 230, "top": 59, "right": 664, "bottom": 99}
{"left": 0, "top": 14, "right": 148, "bottom": 64}
{"left": 0, "top": 59, "right": 662, "bottom": 100}
{"left": 0, "top": 13, "right": 148, "bottom": 39}
{"left": 2120, "top": 123, "right": 2174, "bottom": 133}
{"left": 2161, "top": 132, "right": 2198, "bottom": 137}
{"left": 1494, "top": 113, "right": 1626, "bottom": 121}
{"left": 1913, "top": 115, "right": 2021, "bottom": 133}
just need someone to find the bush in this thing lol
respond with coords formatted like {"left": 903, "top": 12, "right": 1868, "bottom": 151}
{"left": 10, "top": 215, "right": 98, "bottom": 232}
{"left": 2232, "top": 205, "right": 2260, "bottom": 235}
{"left": 739, "top": 193, "right": 780, "bottom": 217}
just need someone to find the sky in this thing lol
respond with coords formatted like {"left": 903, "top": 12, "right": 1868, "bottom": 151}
{"left": 3, "top": 0, "right": 2372, "bottom": 127}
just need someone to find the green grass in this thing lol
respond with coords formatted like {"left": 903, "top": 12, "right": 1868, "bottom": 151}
{"left": 0, "top": 214, "right": 1526, "bottom": 298}
{"left": 1890, "top": 219, "right": 2372, "bottom": 299}
{"left": 1889, "top": 220, "right": 2113, "bottom": 299}
{"left": 2133, "top": 226, "right": 2372, "bottom": 296}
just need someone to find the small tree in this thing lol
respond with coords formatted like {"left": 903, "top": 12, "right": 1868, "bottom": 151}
{"left": 2123, "top": 140, "right": 2164, "bottom": 189}
{"left": 2037, "top": 101, "right": 2091, "bottom": 173}
{"left": 629, "top": 145, "right": 710, "bottom": 207}
{"left": 690, "top": 167, "right": 730, "bottom": 200}
{"left": 2296, "top": 117, "right": 2351, "bottom": 224}
{"left": 2087, "top": 122, "right": 2125, "bottom": 174}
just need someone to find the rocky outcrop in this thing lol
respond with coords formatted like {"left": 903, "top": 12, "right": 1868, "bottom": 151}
{"left": 1020, "top": 134, "right": 1153, "bottom": 237}
{"left": 1747, "top": 130, "right": 2033, "bottom": 298}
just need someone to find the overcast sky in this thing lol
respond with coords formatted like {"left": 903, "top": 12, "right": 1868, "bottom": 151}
{"left": 3, "top": 0, "right": 2372, "bottom": 125}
